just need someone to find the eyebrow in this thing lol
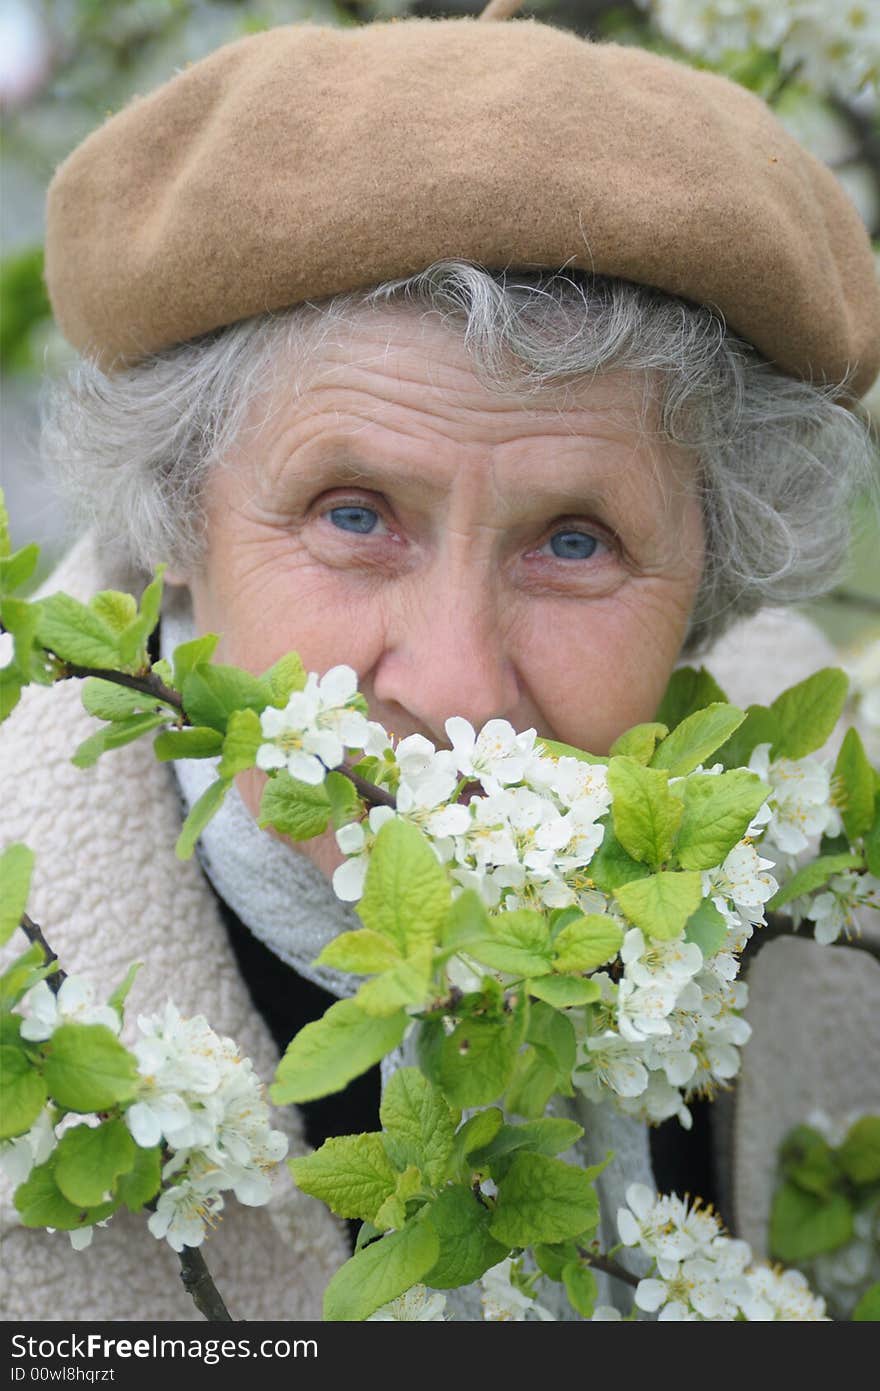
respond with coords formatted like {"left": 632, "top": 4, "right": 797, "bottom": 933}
{"left": 285, "top": 447, "right": 620, "bottom": 516}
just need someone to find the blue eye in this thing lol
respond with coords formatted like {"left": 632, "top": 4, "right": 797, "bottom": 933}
{"left": 328, "top": 505, "right": 379, "bottom": 534}
{"left": 548, "top": 530, "right": 599, "bottom": 560}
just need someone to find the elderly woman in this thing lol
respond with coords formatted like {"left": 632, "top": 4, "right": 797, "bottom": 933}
{"left": 2, "top": 13, "right": 879, "bottom": 1321}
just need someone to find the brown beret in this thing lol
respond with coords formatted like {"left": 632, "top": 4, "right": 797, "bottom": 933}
{"left": 44, "top": 16, "right": 880, "bottom": 396}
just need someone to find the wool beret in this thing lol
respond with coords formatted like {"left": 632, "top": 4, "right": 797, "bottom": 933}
{"left": 44, "top": 15, "right": 880, "bottom": 397}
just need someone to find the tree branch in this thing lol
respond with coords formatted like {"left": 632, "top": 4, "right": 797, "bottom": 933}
{"left": 578, "top": 1247, "right": 640, "bottom": 1290}
{"left": 179, "top": 1246, "right": 234, "bottom": 1322}
{"left": 56, "top": 662, "right": 185, "bottom": 713}
{"left": 19, "top": 913, "right": 65, "bottom": 994}
{"left": 342, "top": 765, "right": 397, "bottom": 808}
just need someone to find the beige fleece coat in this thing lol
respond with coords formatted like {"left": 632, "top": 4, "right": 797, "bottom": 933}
{"left": 2, "top": 534, "right": 879, "bottom": 1320}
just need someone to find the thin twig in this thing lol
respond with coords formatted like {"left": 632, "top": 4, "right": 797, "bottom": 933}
{"left": 343, "top": 766, "right": 397, "bottom": 808}
{"left": 179, "top": 1247, "right": 234, "bottom": 1322}
{"left": 57, "top": 662, "right": 185, "bottom": 712}
{"left": 578, "top": 1247, "right": 640, "bottom": 1290}
{"left": 19, "top": 913, "right": 66, "bottom": 994}
{"left": 764, "top": 59, "right": 803, "bottom": 106}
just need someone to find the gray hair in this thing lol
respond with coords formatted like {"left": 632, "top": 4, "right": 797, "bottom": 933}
{"left": 40, "top": 259, "right": 878, "bottom": 654}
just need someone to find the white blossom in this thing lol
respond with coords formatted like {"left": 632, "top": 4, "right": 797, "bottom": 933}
{"left": 0, "top": 630, "right": 14, "bottom": 669}
{"left": 480, "top": 1258, "right": 556, "bottom": 1321}
{"left": 808, "top": 870, "right": 880, "bottom": 945}
{"left": 19, "top": 977, "right": 121, "bottom": 1043}
{"left": 256, "top": 665, "right": 370, "bottom": 784}
{"left": 368, "top": 1285, "right": 448, "bottom": 1321}
{"left": 0, "top": 1109, "right": 55, "bottom": 1185}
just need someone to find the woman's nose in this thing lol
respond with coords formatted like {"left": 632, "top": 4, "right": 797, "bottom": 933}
{"left": 369, "top": 569, "right": 521, "bottom": 745}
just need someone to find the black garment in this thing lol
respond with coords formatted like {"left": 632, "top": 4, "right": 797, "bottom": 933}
{"left": 209, "top": 884, "right": 383, "bottom": 1150}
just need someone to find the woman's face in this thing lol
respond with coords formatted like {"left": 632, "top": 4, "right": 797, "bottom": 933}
{"left": 180, "top": 308, "right": 705, "bottom": 878}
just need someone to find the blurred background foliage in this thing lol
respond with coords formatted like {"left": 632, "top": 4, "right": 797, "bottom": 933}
{"left": 1, "top": 0, "right": 879, "bottom": 648}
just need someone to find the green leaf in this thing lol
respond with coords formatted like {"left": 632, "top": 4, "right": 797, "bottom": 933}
{"left": 116, "top": 1141, "right": 162, "bottom": 1212}
{"left": 528, "top": 975, "right": 601, "bottom": 1008}
{"left": 609, "top": 723, "right": 668, "bottom": 764}
{"left": 866, "top": 797, "right": 880, "bottom": 878}
{"left": 852, "top": 1283, "right": 880, "bottom": 1321}
{"left": 770, "top": 668, "right": 849, "bottom": 760}
{"left": 0, "top": 1043, "right": 47, "bottom": 1138}
{"left": 780, "top": 1125, "right": 840, "bottom": 1199}
{"left": 0, "top": 543, "right": 39, "bottom": 597}
{"left": 359, "top": 818, "right": 451, "bottom": 957}
{"left": 505, "top": 1003, "right": 575, "bottom": 1120}
{"left": 81, "top": 677, "right": 169, "bottom": 722}
{"left": 181, "top": 663, "right": 270, "bottom": 734}
{"left": 175, "top": 777, "right": 232, "bottom": 859}
{"left": 260, "top": 652, "right": 307, "bottom": 706}
{"left": 153, "top": 726, "right": 224, "bottom": 762}
{"left": 423, "top": 1185, "right": 509, "bottom": 1288}
{"left": 218, "top": 707, "right": 263, "bottom": 777}
{"left": 769, "top": 1181, "right": 853, "bottom": 1262}
{"left": 608, "top": 756, "right": 681, "bottom": 867}
{"left": 837, "top": 1116, "right": 880, "bottom": 1186}
{"left": 536, "top": 738, "right": 606, "bottom": 764}
{"left": 655, "top": 666, "right": 729, "bottom": 730}
{"left": 0, "top": 842, "right": 34, "bottom": 946}
{"left": 465, "top": 910, "right": 553, "bottom": 977}
{"left": 650, "top": 703, "right": 745, "bottom": 778}
{"left": 272, "top": 999, "right": 408, "bottom": 1104}
{"left": 440, "top": 889, "right": 492, "bottom": 955}
{"left": 116, "top": 567, "right": 165, "bottom": 669}
{"left": 107, "top": 962, "right": 141, "bottom": 1018}
{"left": 354, "top": 956, "right": 432, "bottom": 1018}
{"left": 684, "top": 899, "right": 729, "bottom": 958}
{"left": 489, "top": 1152, "right": 600, "bottom": 1247}
{"left": 0, "top": 488, "right": 8, "bottom": 556}
{"left": 439, "top": 1012, "right": 524, "bottom": 1109}
{"left": 43, "top": 1023, "right": 139, "bottom": 1112}
{"left": 562, "top": 1260, "right": 598, "bottom": 1318}
{"left": 323, "top": 1218, "right": 440, "bottom": 1321}
{"left": 289, "top": 1133, "right": 398, "bottom": 1221}
{"left": 614, "top": 871, "right": 704, "bottom": 940}
{"left": 373, "top": 1163, "right": 423, "bottom": 1232}
{"left": 552, "top": 914, "right": 623, "bottom": 973}
{"left": 325, "top": 771, "right": 363, "bottom": 830}
{"left": 0, "top": 667, "right": 23, "bottom": 722}
{"left": 89, "top": 590, "right": 137, "bottom": 635}
{"left": 470, "top": 1118, "right": 584, "bottom": 1166}
{"left": 14, "top": 1159, "right": 117, "bottom": 1232}
{"left": 0, "top": 942, "right": 54, "bottom": 1012}
{"left": 258, "top": 771, "right": 330, "bottom": 841}
{"left": 171, "top": 633, "right": 219, "bottom": 690}
{"left": 451, "top": 1108, "right": 504, "bottom": 1174}
{"left": 673, "top": 769, "right": 771, "bottom": 871}
{"left": 53, "top": 1119, "right": 136, "bottom": 1207}
{"left": 588, "top": 823, "right": 650, "bottom": 893}
{"left": 533, "top": 1240, "right": 579, "bottom": 1282}
{"left": 35, "top": 593, "right": 125, "bottom": 669}
{"left": 72, "top": 712, "right": 166, "bottom": 768}
{"left": 768, "top": 853, "right": 862, "bottom": 911}
{"left": 505, "top": 1047, "right": 560, "bottom": 1120}
{"left": 315, "top": 928, "right": 402, "bottom": 975}
{"left": 833, "top": 728, "right": 875, "bottom": 842}
{"left": 715, "top": 703, "right": 780, "bottom": 771}
{"left": 527, "top": 1001, "right": 576, "bottom": 1076}
{"left": 380, "top": 1068, "right": 458, "bottom": 1186}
